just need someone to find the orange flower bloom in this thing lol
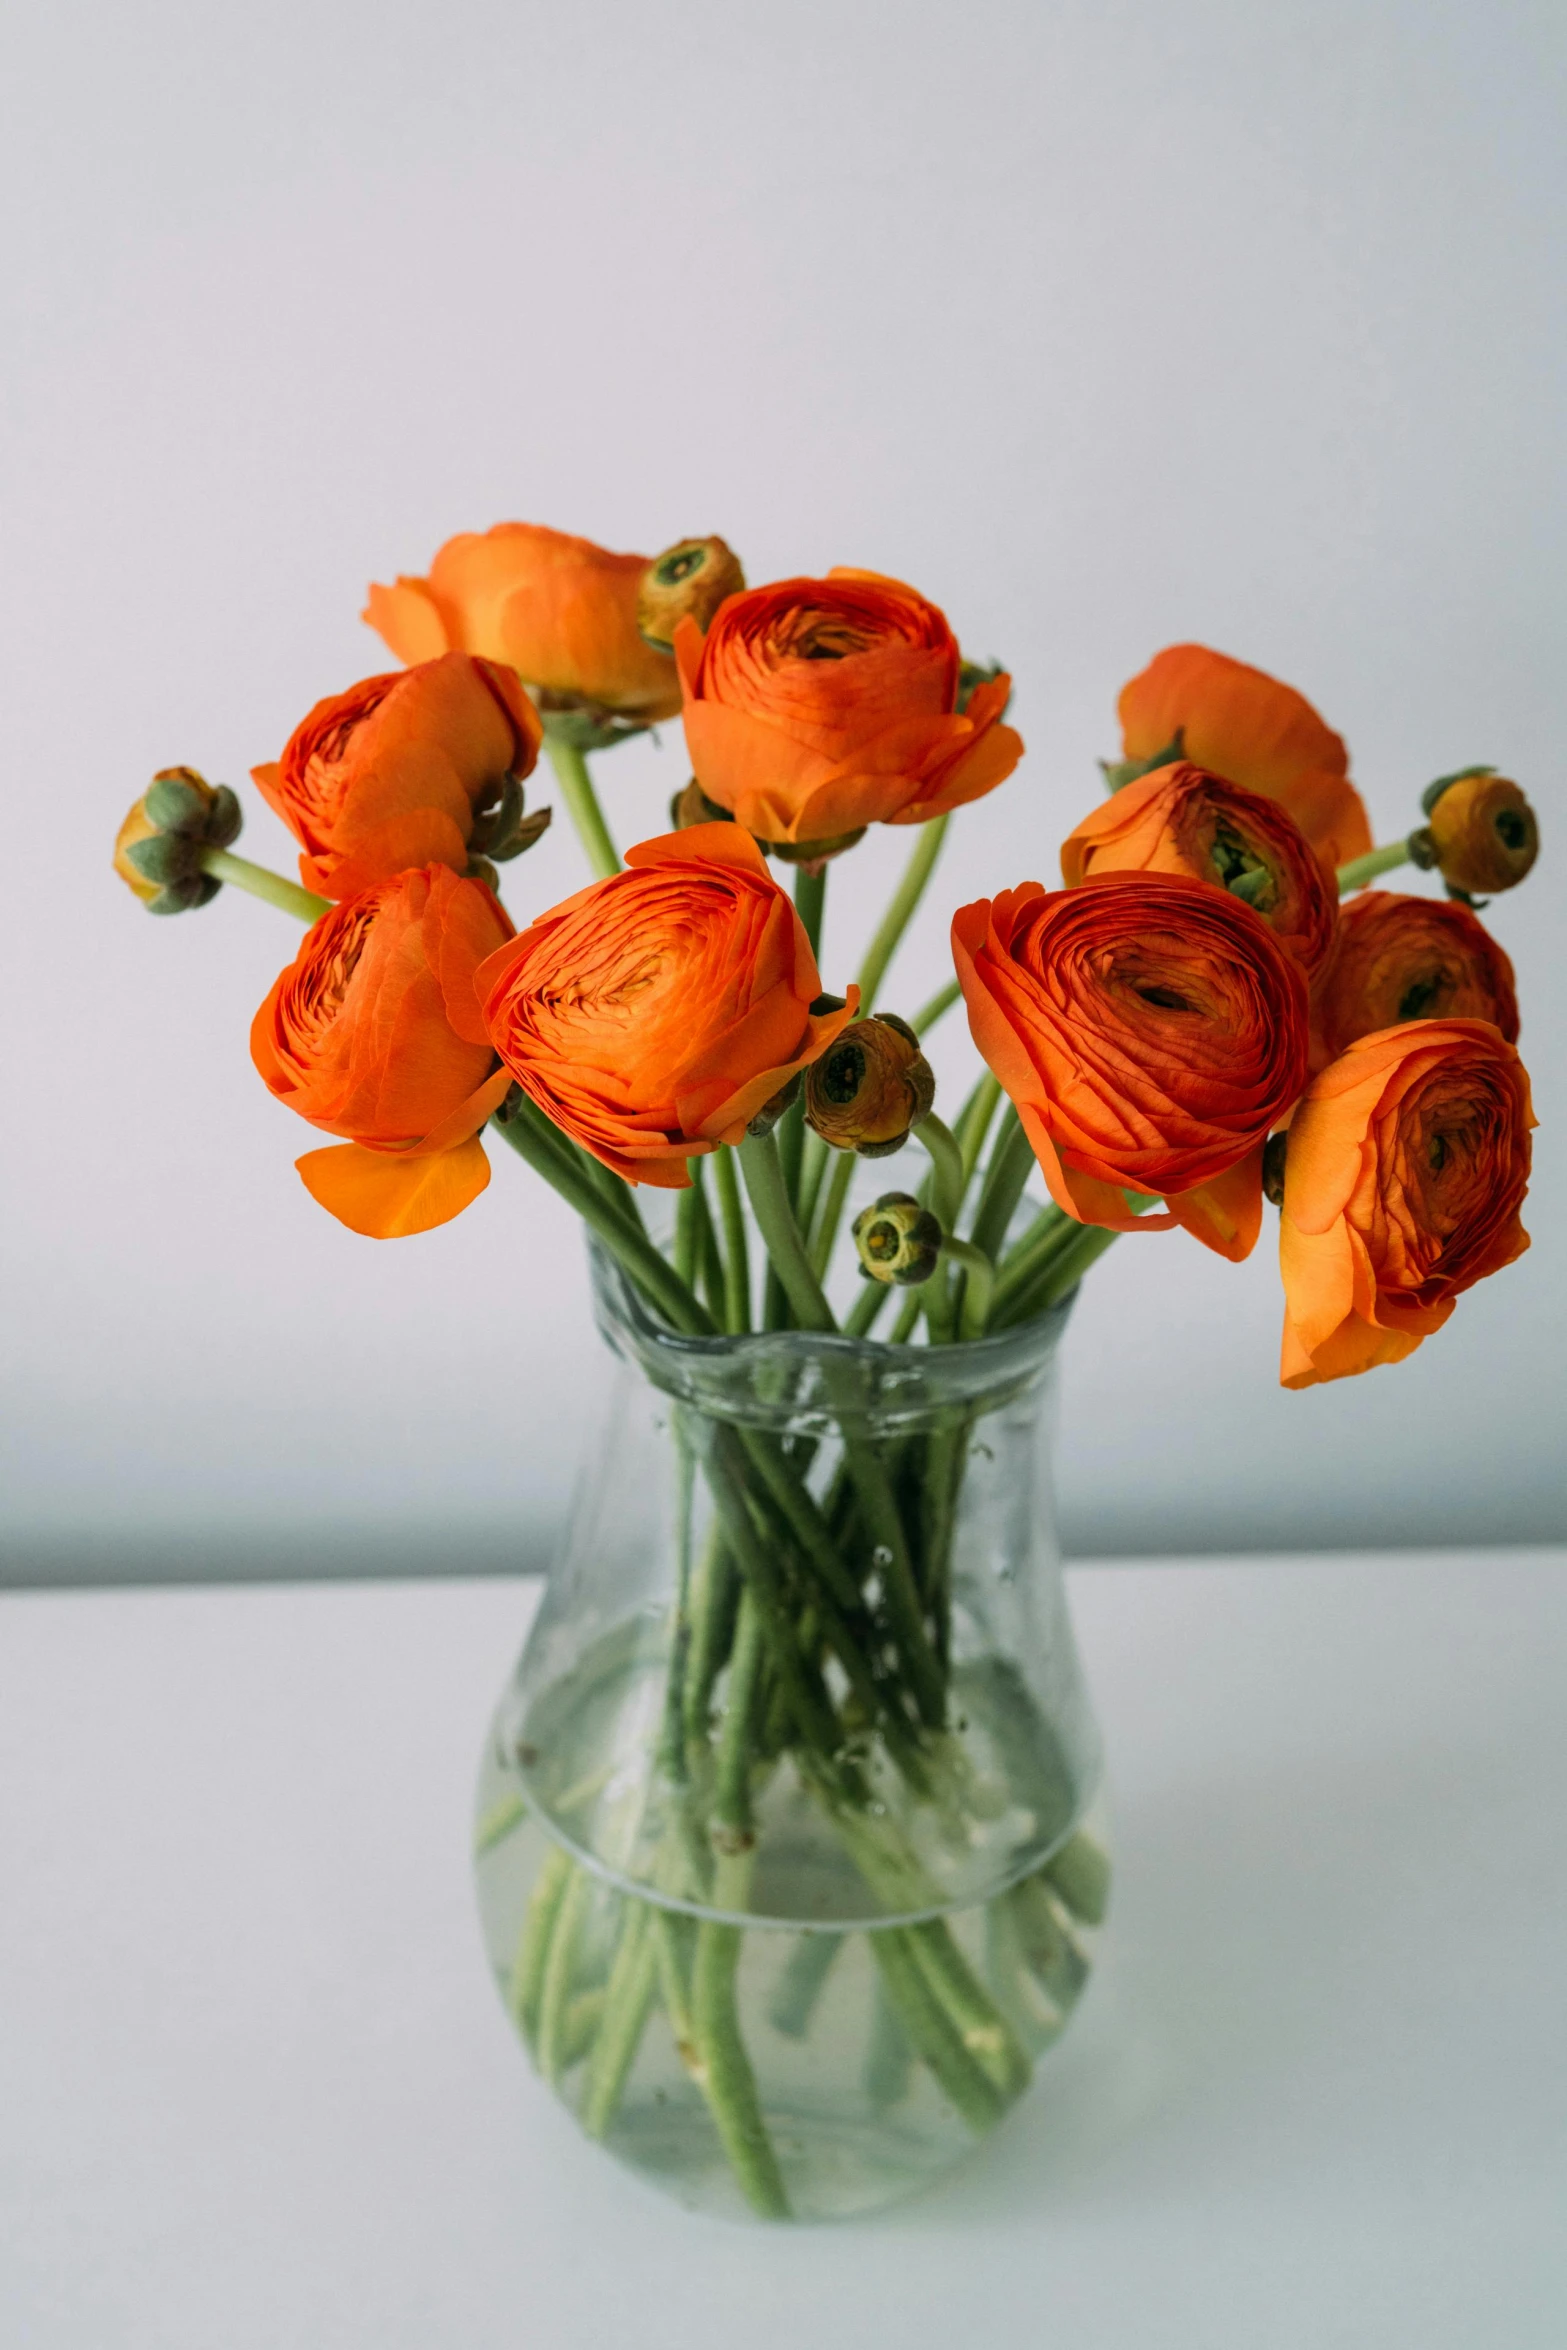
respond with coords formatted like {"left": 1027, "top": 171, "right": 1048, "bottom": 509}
{"left": 1117, "top": 644, "right": 1373, "bottom": 871}
{"left": 952, "top": 872, "right": 1309, "bottom": 1260}
{"left": 674, "top": 570, "right": 1021, "bottom": 848}
{"left": 1316, "top": 890, "right": 1519, "bottom": 1063}
{"left": 252, "top": 653, "right": 542, "bottom": 902}
{"left": 1279, "top": 1020, "right": 1533, "bottom": 1387}
{"left": 251, "top": 865, "right": 514, "bottom": 1237}
{"left": 477, "top": 824, "right": 858, "bottom": 1187}
{"left": 1061, "top": 760, "right": 1338, "bottom": 981}
{"left": 364, "top": 522, "right": 683, "bottom": 721}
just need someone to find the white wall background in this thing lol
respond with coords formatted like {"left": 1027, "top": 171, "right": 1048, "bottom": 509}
{"left": 2, "top": 0, "right": 1562, "bottom": 1581}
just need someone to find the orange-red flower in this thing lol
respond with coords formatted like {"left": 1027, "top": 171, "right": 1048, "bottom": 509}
{"left": 1061, "top": 760, "right": 1338, "bottom": 981}
{"left": 251, "top": 865, "right": 514, "bottom": 1236}
{"left": 1117, "top": 644, "right": 1373, "bottom": 872}
{"left": 674, "top": 570, "right": 1021, "bottom": 848}
{"left": 1316, "top": 890, "right": 1519, "bottom": 1063}
{"left": 952, "top": 872, "right": 1310, "bottom": 1260}
{"left": 252, "top": 653, "right": 542, "bottom": 901}
{"left": 1279, "top": 1020, "right": 1533, "bottom": 1386}
{"left": 477, "top": 824, "right": 858, "bottom": 1187}
{"left": 364, "top": 522, "right": 684, "bottom": 721}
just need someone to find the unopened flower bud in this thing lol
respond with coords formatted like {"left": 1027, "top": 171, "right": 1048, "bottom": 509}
{"left": 746, "top": 1069, "right": 803, "bottom": 1139}
{"left": 114, "top": 767, "right": 240, "bottom": 912}
{"left": 957, "top": 657, "right": 1012, "bottom": 718}
{"left": 670, "top": 776, "right": 736, "bottom": 831}
{"left": 806, "top": 1016, "right": 935, "bottom": 1157}
{"left": 1262, "top": 1130, "right": 1288, "bottom": 1209}
{"left": 1421, "top": 769, "right": 1539, "bottom": 898}
{"left": 638, "top": 536, "right": 746, "bottom": 650}
{"left": 469, "top": 772, "right": 551, "bottom": 862}
{"left": 757, "top": 827, "right": 867, "bottom": 869}
{"left": 852, "top": 1192, "right": 944, "bottom": 1286}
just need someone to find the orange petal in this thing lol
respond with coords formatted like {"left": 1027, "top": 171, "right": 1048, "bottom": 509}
{"left": 1165, "top": 1148, "right": 1264, "bottom": 1261}
{"left": 362, "top": 579, "right": 451, "bottom": 666}
{"left": 623, "top": 822, "right": 771, "bottom": 880}
{"left": 296, "top": 1137, "right": 491, "bottom": 1237}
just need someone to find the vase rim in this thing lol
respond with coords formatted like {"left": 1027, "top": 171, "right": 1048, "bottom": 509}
{"left": 588, "top": 1239, "right": 1075, "bottom": 1428}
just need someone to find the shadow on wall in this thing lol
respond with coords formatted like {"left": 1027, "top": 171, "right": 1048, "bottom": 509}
{"left": 3, "top": 1514, "right": 1562, "bottom": 1590}
{"left": 0, "top": 1525, "right": 558, "bottom": 1591}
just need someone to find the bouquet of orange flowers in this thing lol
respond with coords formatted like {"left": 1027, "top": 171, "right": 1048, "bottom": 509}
{"left": 118, "top": 522, "right": 1540, "bottom": 2220}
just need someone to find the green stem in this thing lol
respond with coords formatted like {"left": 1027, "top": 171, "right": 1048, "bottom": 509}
{"left": 913, "top": 1112, "right": 963, "bottom": 1231}
{"left": 809, "top": 1146, "right": 857, "bottom": 1281}
{"left": 905, "top": 1918, "right": 1031, "bottom": 2101}
{"left": 1336, "top": 838, "right": 1413, "bottom": 892}
{"left": 702, "top": 1433, "right": 849, "bottom": 1765}
{"left": 909, "top": 974, "right": 961, "bottom": 1037}
{"left": 537, "top": 1864, "right": 589, "bottom": 2084}
{"left": 968, "top": 1109, "right": 1036, "bottom": 1266}
{"left": 992, "top": 1221, "right": 1119, "bottom": 1329}
{"left": 691, "top": 1857, "right": 790, "bottom": 2219}
{"left": 199, "top": 847, "right": 330, "bottom": 923}
{"left": 990, "top": 1202, "right": 1074, "bottom": 1314}
{"left": 797, "top": 1130, "right": 831, "bottom": 1244}
{"left": 492, "top": 1097, "right": 714, "bottom": 1338}
{"left": 714, "top": 1593, "right": 768, "bottom": 1845}
{"left": 545, "top": 737, "right": 620, "bottom": 879}
{"left": 941, "top": 1237, "right": 994, "bottom": 1339}
{"left": 844, "top": 1278, "right": 894, "bottom": 1339}
{"left": 683, "top": 1527, "right": 739, "bottom": 1748}
{"left": 581, "top": 1902, "right": 658, "bottom": 2139}
{"left": 869, "top": 1931, "right": 1006, "bottom": 2134}
{"left": 690, "top": 1158, "right": 727, "bottom": 1326}
{"left": 793, "top": 861, "right": 827, "bottom": 965}
{"left": 508, "top": 1842, "right": 574, "bottom": 2050}
{"left": 712, "top": 1146, "right": 751, "bottom": 1335}
{"left": 738, "top": 1133, "right": 837, "bottom": 1333}
{"left": 768, "top": 1931, "right": 844, "bottom": 2041}
{"left": 675, "top": 1174, "right": 700, "bottom": 1290}
{"left": 956, "top": 1072, "right": 1003, "bottom": 1186}
{"left": 854, "top": 814, "right": 949, "bottom": 1012}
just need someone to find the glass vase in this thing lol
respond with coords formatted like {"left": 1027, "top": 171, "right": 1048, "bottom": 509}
{"left": 473, "top": 1241, "right": 1108, "bottom": 2223}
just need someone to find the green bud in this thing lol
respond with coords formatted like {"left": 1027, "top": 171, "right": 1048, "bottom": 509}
{"left": 746, "top": 1070, "right": 802, "bottom": 1139}
{"left": 144, "top": 774, "right": 208, "bottom": 832}
{"left": 201, "top": 785, "right": 243, "bottom": 848}
{"left": 148, "top": 873, "right": 222, "bottom": 915}
{"left": 1099, "top": 730, "right": 1185, "bottom": 794}
{"left": 1262, "top": 1131, "right": 1288, "bottom": 1209}
{"left": 472, "top": 773, "right": 552, "bottom": 861}
{"left": 670, "top": 777, "right": 735, "bottom": 831}
{"left": 124, "top": 831, "right": 203, "bottom": 885}
{"left": 1420, "top": 764, "right": 1495, "bottom": 819}
{"left": 957, "top": 657, "right": 1010, "bottom": 717}
{"left": 852, "top": 1191, "right": 944, "bottom": 1286}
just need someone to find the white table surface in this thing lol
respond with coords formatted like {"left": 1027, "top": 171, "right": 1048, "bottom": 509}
{"left": 3, "top": 1553, "right": 1564, "bottom": 2350}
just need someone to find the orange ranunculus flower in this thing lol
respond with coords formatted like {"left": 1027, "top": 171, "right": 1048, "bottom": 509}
{"left": 952, "top": 871, "right": 1310, "bottom": 1260}
{"left": 252, "top": 653, "right": 543, "bottom": 902}
{"left": 1279, "top": 1019, "right": 1533, "bottom": 1387}
{"left": 1061, "top": 760, "right": 1338, "bottom": 982}
{"left": 1315, "top": 890, "right": 1519, "bottom": 1064}
{"left": 477, "top": 824, "right": 859, "bottom": 1187}
{"left": 363, "top": 522, "right": 684, "bottom": 722}
{"left": 251, "top": 864, "right": 515, "bottom": 1237}
{"left": 1117, "top": 644, "right": 1373, "bottom": 872}
{"left": 674, "top": 570, "right": 1022, "bottom": 849}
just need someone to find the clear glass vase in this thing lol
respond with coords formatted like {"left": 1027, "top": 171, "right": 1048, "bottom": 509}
{"left": 473, "top": 1241, "right": 1108, "bottom": 2223}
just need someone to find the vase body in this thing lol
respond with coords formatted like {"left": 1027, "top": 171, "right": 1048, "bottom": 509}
{"left": 474, "top": 1244, "right": 1107, "bottom": 2222}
